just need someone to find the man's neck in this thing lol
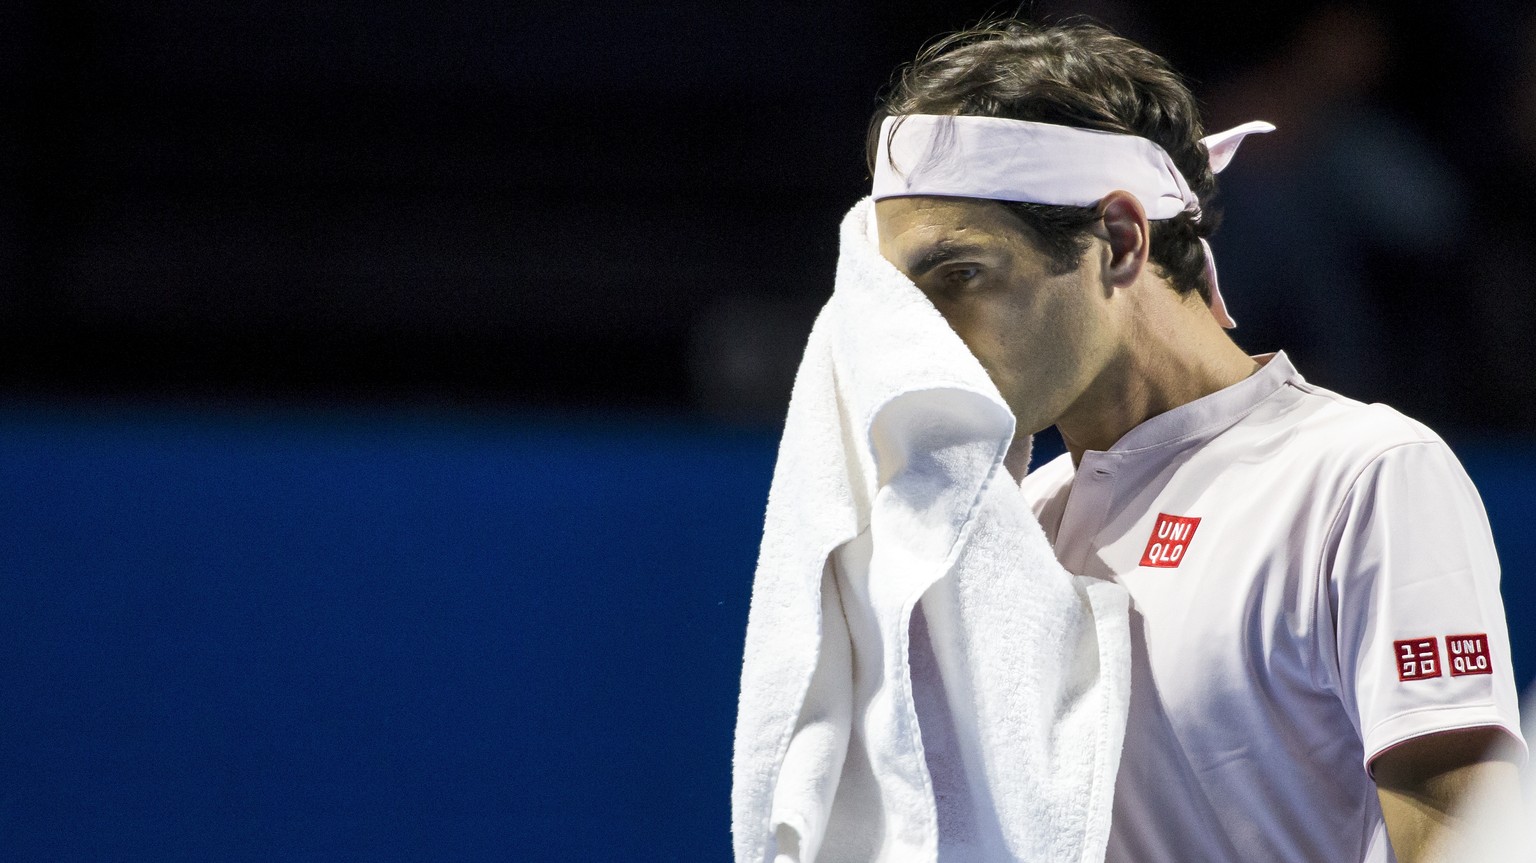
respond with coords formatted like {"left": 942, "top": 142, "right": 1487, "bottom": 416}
{"left": 1056, "top": 302, "right": 1260, "bottom": 467}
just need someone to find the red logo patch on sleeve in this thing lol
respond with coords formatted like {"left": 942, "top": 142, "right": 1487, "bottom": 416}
{"left": 1395, "top": 637, "right": 1442, "bottom": 681}
{"left": 1447, "top": 633, "right": 1492, "bottom": 677}
{"left": 1139, "top": 513, "right": 1201, "bottom": 568}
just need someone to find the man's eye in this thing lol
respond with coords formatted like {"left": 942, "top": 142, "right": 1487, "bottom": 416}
{"left": 945, "top": 266, "right": 982, "bottom": 285}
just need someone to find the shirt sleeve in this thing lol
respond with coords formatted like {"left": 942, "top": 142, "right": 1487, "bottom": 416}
{"left": 1325, "top": 439, "right": 1526, "bottom": 774}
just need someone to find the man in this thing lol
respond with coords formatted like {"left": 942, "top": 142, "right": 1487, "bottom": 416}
{"left": 868, "top": 20, "right": 1524, "bottom": 863}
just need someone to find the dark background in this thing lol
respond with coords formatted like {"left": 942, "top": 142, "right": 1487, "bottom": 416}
{"left": 3, "top": 1, "right": 1534, "bottom": 860}
{"left": 6, "top": 0, "right": 1535, "bottom": 426}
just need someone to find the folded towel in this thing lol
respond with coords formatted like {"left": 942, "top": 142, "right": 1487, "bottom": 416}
{"left": 731, "top": 198, "right": 1133, "bottom": 863}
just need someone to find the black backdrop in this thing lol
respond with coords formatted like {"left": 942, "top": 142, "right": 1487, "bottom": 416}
{"left": 7, "top": 1, "right": 1534, "bottom": 429}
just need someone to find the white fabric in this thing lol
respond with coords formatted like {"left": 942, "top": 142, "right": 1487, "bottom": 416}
{"left": 870, "top": 114, "right": 1273, "bottom": 329}
{"left": 871, "top": 115, "right": 1273, "bottom": 218}
{"left": 732, "top": 198, "right": 1133, "bottom": 863}
{"left": 1019, "top": 352, "right": 1526, "bottom": 863}
{"left": 1203, "top": 121, "right": 1277, "bottom": 172}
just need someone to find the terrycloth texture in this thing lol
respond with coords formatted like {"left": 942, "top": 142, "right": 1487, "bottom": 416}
{"left": 731, "top": 198, "right": 1133, "bottom": 863}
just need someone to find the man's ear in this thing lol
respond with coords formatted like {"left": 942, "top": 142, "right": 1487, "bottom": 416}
{"left": 1097, "top": 190, "right": 1150, "bottom": 288}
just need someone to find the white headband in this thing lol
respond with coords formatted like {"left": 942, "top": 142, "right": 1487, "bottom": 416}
{"left": 871, "top": 114, "right": 1274, "bottom": 327}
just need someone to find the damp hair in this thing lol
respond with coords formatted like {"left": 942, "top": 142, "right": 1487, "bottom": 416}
{"left": 867, "top": 19, "right": 1220, "bottom": 298}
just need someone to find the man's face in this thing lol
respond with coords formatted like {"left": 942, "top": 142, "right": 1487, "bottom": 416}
{"left": 874, "top": 196, "right": 1121, "bottom": 435}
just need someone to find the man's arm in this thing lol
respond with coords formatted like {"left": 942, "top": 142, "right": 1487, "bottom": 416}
{"left": 1374, "top": 727, "right": 1522, "bottom": 863}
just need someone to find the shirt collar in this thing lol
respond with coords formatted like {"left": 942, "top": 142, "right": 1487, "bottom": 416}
{"left": 1102, "top": 351, "right": 1300, "bottom": 455}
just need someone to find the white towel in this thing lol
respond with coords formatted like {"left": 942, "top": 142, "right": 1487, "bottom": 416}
{"left": 731, "top": 198, "right": 1133, "bottom": 863}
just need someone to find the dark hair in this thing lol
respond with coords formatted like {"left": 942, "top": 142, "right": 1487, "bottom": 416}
{"left": 868, "top": 20, "right": 1219, "bottom": 299}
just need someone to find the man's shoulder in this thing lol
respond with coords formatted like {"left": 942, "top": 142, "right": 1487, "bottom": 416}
{"left": 1016, "top": 379, "right": 1457, "bottom": 514}
{"left": 1262, "top": 377, "right": 1446, "bottom": 467}
{"left": 1222, "top": 378, "right": 1472, "bottom": 521}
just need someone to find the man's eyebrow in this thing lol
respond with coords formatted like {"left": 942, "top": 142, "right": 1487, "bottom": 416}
{"left": 908, "top": 242, "right": 991, "bottom": 278}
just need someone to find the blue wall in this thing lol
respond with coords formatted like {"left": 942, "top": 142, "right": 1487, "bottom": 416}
{"left": 0, "top": 408, "right": 1530, "bottom": 861}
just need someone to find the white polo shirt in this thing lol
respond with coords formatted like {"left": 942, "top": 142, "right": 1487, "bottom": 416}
{"left": 1019, "top": 352, "right": 1525, "bottom": 863}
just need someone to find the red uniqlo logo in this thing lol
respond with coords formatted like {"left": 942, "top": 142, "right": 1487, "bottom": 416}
{"left": 1447, "top": 633, "right": 1492, "bottom": 677}
{"left": 1139, "top": 513, "right": 1201, "bottom": 568}
{"left": 1395, "top": 637, "right": 1442, "bottom": 681}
